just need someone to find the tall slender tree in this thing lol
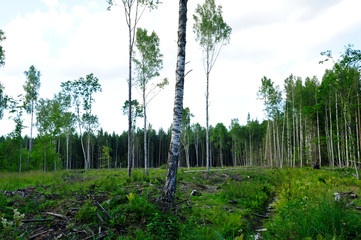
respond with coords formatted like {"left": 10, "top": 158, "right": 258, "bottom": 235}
{"left": 9, "top": 96, "right": 25, "bottom": 173}
{"left": 193, "top": 0, "right": 231, "bottom": 172}
{"left": 23, "top": 65, "right": 41, "bottom": 170}
{"left": 61, "top": 74, "right": 102, "bottom": 171}
{"left": 163, "top": 0, "right": 188, "bottom": 204}
{"left": 107, "top": 0, "right": 160, "bottom": 177}
{"left": 133, "top": 27, "right": 167, "bottom": 175}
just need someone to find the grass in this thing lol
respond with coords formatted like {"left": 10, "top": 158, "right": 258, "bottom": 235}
{"left": 0, "top": 167, "right": 360, "bottom": 239}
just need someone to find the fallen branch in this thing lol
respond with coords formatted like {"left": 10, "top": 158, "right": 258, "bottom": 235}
{"left": 251, "top": 213, "right": 269, "bottom": 218}
{"left": 68, "top": 208, "right": 80, "bottom": 211}
{"left": 29, "top": 229, "right": 54, "bottom": 240}
{"left": 356, "top": 206, "right": 361, "bottom": 211}
{"left": 46, "top": 212, "right": 68, "bottom": 220}
{"left": 95, "top": 202, "right": 111, "bottom": 219}
{"left": 96, "top": 212, "right": 104, "bottom": 223}
{"left": 23, "top": 218, "right": 53, "bottom": 223}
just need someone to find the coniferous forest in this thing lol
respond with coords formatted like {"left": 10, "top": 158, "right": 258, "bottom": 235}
{"left": 1, "top": 45, "right": 361, "bottom": 174}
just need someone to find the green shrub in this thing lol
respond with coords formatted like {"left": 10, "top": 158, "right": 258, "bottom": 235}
{"left": 74, "top": 200, "right": 97, "bottom": 224}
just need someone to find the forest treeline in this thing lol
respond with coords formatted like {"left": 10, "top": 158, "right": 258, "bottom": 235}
{"left": 1, "top": 45, "right": 361, "bottom": 172}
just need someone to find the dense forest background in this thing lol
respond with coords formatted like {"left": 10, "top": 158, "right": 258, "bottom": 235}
{"left": 1, "top": 45, "right": 360, "bottom": 172}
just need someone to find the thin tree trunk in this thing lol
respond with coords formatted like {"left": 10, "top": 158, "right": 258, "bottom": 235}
{"left": 272, "top": 119, "right": 277, "bottom": 167}
{"left": 356, "top": 113, "right": 360, "bottom": 161}
{"left": 220, "top": 141, "right": 224, "bottom": 167}
{"left": 27, "top": 102, "right": 34, "bottom": 170}
{"left": 87, "top": 127, "right": 91, "bottom": 170}
{"left": 281, "top": 108, "right": 285, "bottom": 169}
{"left": 115, "top": 137, "right": 118, "bottom": 169}
{"left": 158, "top": 132, "right": 162, "bottom": 167}
{"left": 276, "top": 117, "right": 280, "bottom": 168}
{"left": 19, "top": 141, "right": 22, "bottom": 173}
{"left": 316, "top": 99, "right": 321, "bottom": 167}
{"left": 127, "top": 7, "right": 133, "bottom": 178}
{"left": 300, "top": 110, "right": 303, "bottom": 167}
{"left": 163, "top": 0, "right": 188, "bottom": 203}
{"left": 195, "top": 141, "right": 199, "bottom": 167}
{"left": 78, "top": 119, "right": 87, "bottom": 170}
{"left": 286, "top": 109, "right": 291, "bottom": 166}
{"left": 144, "top": 88, "right": 148, "bottom": 175}
{"left": 66, "top": 133, "right": 69, "bottom": 170}
{"left": 292, "top": 106, "right": 296, "bottom": 168}
{"left": 249, "top": 127, "right": 252, "bottom": 166}
{"left": 206, "top": 70, "right": 210, "bottom": 172}
{"left": 344, "top": 104, "right": 349, "bottom": 167}
{"left": 329, "top": 100, "right": 334, "bottom": 167}
{"left": 264, "top": 121, "right": 268, "bottom": 163}
{"left": 268, "top": 120, "right": 272, "bottom": 167}
{"left": 336, "top": 93, "right": 342, "bottom": 167}
{"left": 356, "top": 91, "right": 361, "bottom": 179}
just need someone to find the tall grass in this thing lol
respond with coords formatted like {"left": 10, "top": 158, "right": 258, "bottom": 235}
{"left": 264, "top": 168, "right": 361, "bottom": 240}
{"left": 0, "top": 171, "right": 58, "bottom": 190}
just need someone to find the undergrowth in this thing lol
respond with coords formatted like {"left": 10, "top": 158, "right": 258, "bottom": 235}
{"left": 0, "top": 167, "right": 360, "bottom": 239}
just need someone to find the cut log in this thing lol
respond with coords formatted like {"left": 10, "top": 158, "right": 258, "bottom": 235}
{"left": 95, "top": 202, "right": 111, "bottom": 219}
{"left": 46, "top": 212, "right": 68, "bottom": 220}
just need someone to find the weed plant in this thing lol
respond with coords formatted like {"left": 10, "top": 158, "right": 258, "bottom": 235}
{"left": 264, "top": 168, "right": 361, "bottom": 240}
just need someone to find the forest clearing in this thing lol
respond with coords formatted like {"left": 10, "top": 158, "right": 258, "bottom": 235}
{"left": 2, "top": 0, "right": 361, "bottom": 239}
{"left": 0, "top": 167, "right": 361, "bottom": 239}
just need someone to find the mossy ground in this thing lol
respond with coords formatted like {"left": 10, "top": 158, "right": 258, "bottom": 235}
{"left": 0, "top": 167, "right": 360, "bottom": 239}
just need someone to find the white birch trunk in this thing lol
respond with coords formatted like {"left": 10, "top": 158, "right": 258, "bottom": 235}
{"left": 344, "top": 104, "right": 349, "bottom": 167}
{"left": 336, "top": 93, "right": 342, "bottom": 167}
{"left": 163, "top": 0, "right": 188, "bottom": 203}
{"left": 316, "top": 105, "right": 321, "bottom": 167}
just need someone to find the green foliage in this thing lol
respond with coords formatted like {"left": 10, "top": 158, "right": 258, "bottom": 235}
{"left": 159, "top": 164, "right": 167, "bottom": 169}
{"left": 74, "top": 200, "right": 97, "bottom": 223}
{"left": 133, "top": 28, "right": 163, "bottom": 91}
{"left": 147, "top": 212, "right": 179, "bottom": 239}
{"left": 193, "top": 0, "right": 231, "bottom": 64}
{"left": 0, "top": 168, "right": 360, "bottom": 239}
{"left": 0, "top": 29, "right": 5, "bottom": 67}
{"left": 100, "top": 141, "right": 112, "bottom": 168}
{"left": 23, "top": 65, "right": 41, "bottom": 114}
{"left": 265, "top": 168, "right": 361, "bottom": 239}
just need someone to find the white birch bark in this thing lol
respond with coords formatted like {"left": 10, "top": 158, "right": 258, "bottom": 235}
{"left": 336, "top": 93, "right": 342, "bottom": 167}
{"left": 163, "top": 0, "right": 188, "bottom": 203}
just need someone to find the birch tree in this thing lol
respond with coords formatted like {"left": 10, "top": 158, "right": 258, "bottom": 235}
{"left": 258, "top": 76, "right": 282, "bottom": 167}
{"left": 133, "top": 27, "right": 167, "bottom": 175}
{"left": 191, "top": 123, "right": 203, "bottom": 167}
{"left": 23, "top": 65, "right": 41, "bottom": 170}
{"left": 193, "top": 0, "right": 231, "bottom": 173}
{"left": 107, "top": 0, "right": 160, "bottom": 177}
{"left": 8, "top": 96, "right": 25, "bottom": 173}
{"left": 180, "top": 107, "right": 193, "bottom": 169}
{"left": 61, "top": 74, "right": 102, "bottom": 171}
{"left": 162, "top": 0, "right": 188, "bottom": 204}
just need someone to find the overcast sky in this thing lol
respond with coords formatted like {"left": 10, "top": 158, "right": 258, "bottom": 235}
{"left": 1, "top": 0, "right": 361, "bottom": 136}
